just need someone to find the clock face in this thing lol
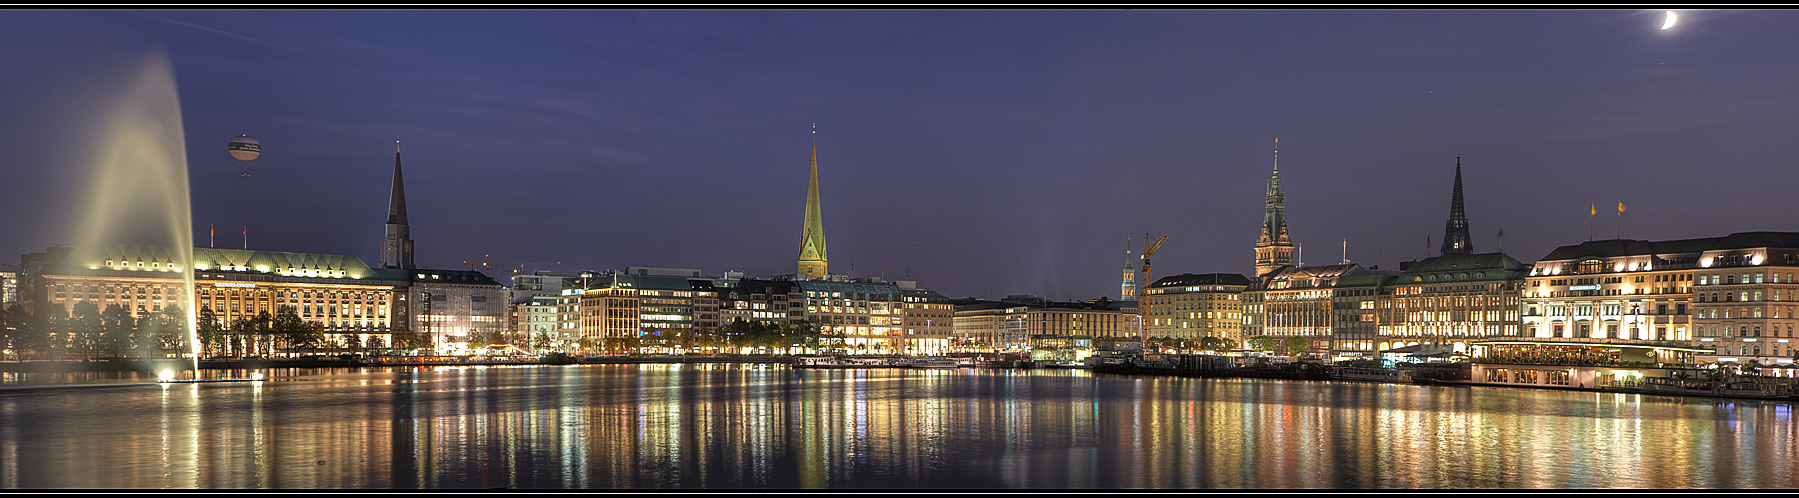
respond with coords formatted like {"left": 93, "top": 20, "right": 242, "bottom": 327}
{"left": 387, "top": 241, "right": 396, "bottom": 250}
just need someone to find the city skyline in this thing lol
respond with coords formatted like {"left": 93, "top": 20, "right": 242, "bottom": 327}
{"left": 5, "top": 10, "right": 1799, "bottom": 301}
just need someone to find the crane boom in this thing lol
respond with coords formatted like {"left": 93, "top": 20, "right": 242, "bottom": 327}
{"left": 1139, "top": 232, "right": 1167, "bottom": 344}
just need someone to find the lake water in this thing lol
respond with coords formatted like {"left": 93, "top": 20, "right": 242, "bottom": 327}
{"left": 0, "top": 364, "right": 1794, "bottom": 489}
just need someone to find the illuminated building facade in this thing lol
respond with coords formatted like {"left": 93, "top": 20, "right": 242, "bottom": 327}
{"left": 1330, "top": 272, "right": 1391, "bottom": 358}
{"left": 0, "top": 264, "right": 18, "bottom": 305}
{"left": 578, "top": 285, "right": 639, "bottom": 343}
{"left": 796, "top": 278, "right": 905, "bottom": 354}
{"left": 21, "top": 244, "right": 408, "bottom": 349}
{"left": 1243, "top": 263, "right": 1369, "bottom": 355}
{"left": 1144, "top": 273, "right": 1250, "bottom": 344}
{"left": 900, "top": 285, "right": 953, "bottom": 356}
{"left": 1682, "top": 234, "right": 1799, "bottom": 364}
{"left": 1022, "top": 303, "right": 1129, "bottom": 361}
{"left": 405, "top": 268, "right": 506, "bottom": 353}
{"left": 1380, "top": 253, "right": 1527, "bottom": 355}
{"left": 952, "top": 301, "right": 1028, "bottom": 353}
{"left": 716, "top": 278, "right": 804, "bottom": 327}
{"left": 1522, "top": 238, "right": 1708, "bottom": 349}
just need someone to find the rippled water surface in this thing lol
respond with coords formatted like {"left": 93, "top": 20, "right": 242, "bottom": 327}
{"left": 1, "top": 364, "right": 1795, "bottom": 488}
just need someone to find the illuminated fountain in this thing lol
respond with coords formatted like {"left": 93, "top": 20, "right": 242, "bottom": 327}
{"left": 64, "top": 53, "right": 201, "bottom": 377}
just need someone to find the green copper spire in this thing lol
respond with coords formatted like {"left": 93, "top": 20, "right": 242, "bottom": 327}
{"left": 798, "top": 131, "right": 828, "bottom": 279}
{"left": 1254, "top": 138, "right": 1295, "bottom": 277}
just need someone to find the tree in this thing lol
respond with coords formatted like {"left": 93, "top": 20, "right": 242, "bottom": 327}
{"left": 1249, "top": 336, "right": 1278, "bottom": 352}
{"left": 468, "top": 331, "right": 491, "bottom": 351}
{"left": 790, "top": 320, "right": 822, "bottom": 353}
{"left": 367, "top": 335, "right": 386, "bottom": 351}
{"left": 1199, "top": 336, "right": 1230, "bottom": 353}
{"left": 153, "top": 305, "right": 187, "bottom": 356}
{"left": 270, "top": 306, "right": 309, "bottom": 357}
{"left": 197, "top": 307, "right": 225, "bottom": 358}
{"left": 99, "top": 305, "right": 136, "bottom": 359}
{"left": 1283, "top": 337, "right": 1311, "bottom": 356}
{"left": 68, "top": 301, "right": 102, "bottom": 360}
{"left": 344, "top": 333, "right": 362, "bottom": 353}
{"left": 23, "top": 302, "right": 63, "bottom": 360}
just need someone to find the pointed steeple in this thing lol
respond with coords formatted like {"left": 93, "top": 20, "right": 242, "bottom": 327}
{"left": 1254, "top": 138, "right": 1296, "bottom": 277}
{"left": 1121, "top": 237, "right": 1136, "bottom": 300}
{"left": 1441, "top": 154, "right": 1473, "bottom": 256}
{"left": 797, "top": 128, "right": 828, "bottom": 279}
{"left": 387, "top": 142, "right": 408, "bottom": 226}
{"left": 381, "top": 140, "right": 414, "bottom": 270}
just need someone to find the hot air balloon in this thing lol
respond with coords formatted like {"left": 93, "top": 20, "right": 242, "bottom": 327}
{"left": 228, "top": 135, "right": 261, "bottom": 161}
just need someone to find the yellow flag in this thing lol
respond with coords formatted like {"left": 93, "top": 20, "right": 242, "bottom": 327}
{"left": 1618, "top": 201, "right": 1626, "bottom": 213}
{"left": 1590, "top": 204, "right": 1596, "bottom": 216}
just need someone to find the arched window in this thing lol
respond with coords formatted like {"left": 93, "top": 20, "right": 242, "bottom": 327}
{"left": 1754, "top": 326, "right": 1761, "bottom": 337}
{"left": 1740, "top": 326, "right": 1748, "bottom": 337}
{"left": 1579, "top": 260, "right": 1606, "bottom": 274}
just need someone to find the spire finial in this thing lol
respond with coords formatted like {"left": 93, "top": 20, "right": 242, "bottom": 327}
{"left": 396, "top": 139, "right": 400, "bottom": 153}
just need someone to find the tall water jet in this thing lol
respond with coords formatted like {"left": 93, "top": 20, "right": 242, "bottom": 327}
{"left": 63, "top": 53, "right": 198, "bottom": 375}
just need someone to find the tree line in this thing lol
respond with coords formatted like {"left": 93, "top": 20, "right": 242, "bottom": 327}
{"left": 0, "top": 302, "right": 409, "bottom": 360}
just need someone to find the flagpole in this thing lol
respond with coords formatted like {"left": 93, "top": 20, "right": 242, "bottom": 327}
{"left": 1589, "top": 204, "right": 1595, "bottom": 241}
{"left": 1617, "top": 201, "right": 1624, "bottom": 239}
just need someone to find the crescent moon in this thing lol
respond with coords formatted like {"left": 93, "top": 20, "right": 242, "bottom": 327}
{"left": 1662, "top": 10, "right": 1677, "bottom": 30}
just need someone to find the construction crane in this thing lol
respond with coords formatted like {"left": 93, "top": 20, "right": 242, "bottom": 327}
{"left": 461, "top": 254, "right": 563, "bottom": 276}
{"left": 1138, "top": 232, "right": 1167, "bottom": 344}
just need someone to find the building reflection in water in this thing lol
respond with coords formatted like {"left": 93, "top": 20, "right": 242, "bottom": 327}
{"left": 0, "top": 365, "right": 1797, "bottom": 488}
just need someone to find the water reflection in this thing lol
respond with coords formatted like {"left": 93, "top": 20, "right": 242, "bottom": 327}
{"left": 0, "top": 365, "right": 1794, "bottom": 488}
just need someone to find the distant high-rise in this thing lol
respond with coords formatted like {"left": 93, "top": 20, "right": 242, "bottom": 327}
{"left": 1121, "top": 238, "right": 1136, "bottom": 300}
{"left": 1254, "top": 139, "right": 1295, "bottom": 278}
{"left": 1441, "top": 155, "right": 1473, "bottom": 256}
{"left": 797, "top": 138, "right": 829, "bottom": 279}
{"left": 381, "top": 142, "right": 414, "bottom": 270}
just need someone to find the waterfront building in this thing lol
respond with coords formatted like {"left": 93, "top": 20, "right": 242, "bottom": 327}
{"left": 508, "top": 270, "right": 579, "bottom": 345}
{"left": 797, "top": 140, "right": 829, "bottom": 280}
{"left": 513, "top": 294, "right": 559, "bottom": 348}
{"left": 1144, "top": 273, "right": 1250, "bottom": 345}
{"left": 1467, "top": 339, "right": 1715, "bottom": 389}
{"left": 952, "top": 300, "right": 1027, "bottom": 353}
{"left": 1522, "top": 238, "right": 1704, "bottom": 347}
{"left": 899, "top": 283, "right": 954, "bottom": 356}
{"left": 0, "top": 264, "right": 18, "bottom": 305}
{"left": 1379, "top": 253, "right": 1526, "bottom": 355}
{"left": 1331, "top": 271, "right": 1393, "bottom": 359}
{"left": 20, "top": 243, "right": 408, "bottom": 351}
{"left": 795, "top": 277, "right": 905, "bottom": 354}
{"left": 1021, "top": 299, "right": 1130, "bottom": 361}
{"left": 1684, "top": 233, "right": 1799, "bottom": 364}
{"left": 14, "top": 146, "right": 504, "bottom": 356}
{"left": 572, "top": 270, "right": 720, "bottom": 350}
{"left": 406, "top": 268, "right": 506, "bottom": 353}
{"left": 1253, "top": 140, "right": 1295, "bottom": 279}
{"left": 715, "top": 277, "right": 805, "bottom": 327}
{"left": 1243, "top": 263, "right": 1374, "bottom": 355}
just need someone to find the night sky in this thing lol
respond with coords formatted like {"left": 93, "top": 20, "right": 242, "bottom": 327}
{"left": 4, "top": 10, "right": 1799, "bottom": 301}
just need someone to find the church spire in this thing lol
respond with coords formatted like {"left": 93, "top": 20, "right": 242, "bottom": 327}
{"left": 797, "top": 126, "right": 828, "bottom": 279}
{"left": 380, "top": 140, "right": 414, "bottom": 270}
{"left": 1441, "top": 154, "right": 1473, "bottom": 256}
{"left": 1121, "top": 237, "right": 1136, "bottom": 300}
{"left": 1254, "top": 138, "right": 1295, "bottom": 278}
